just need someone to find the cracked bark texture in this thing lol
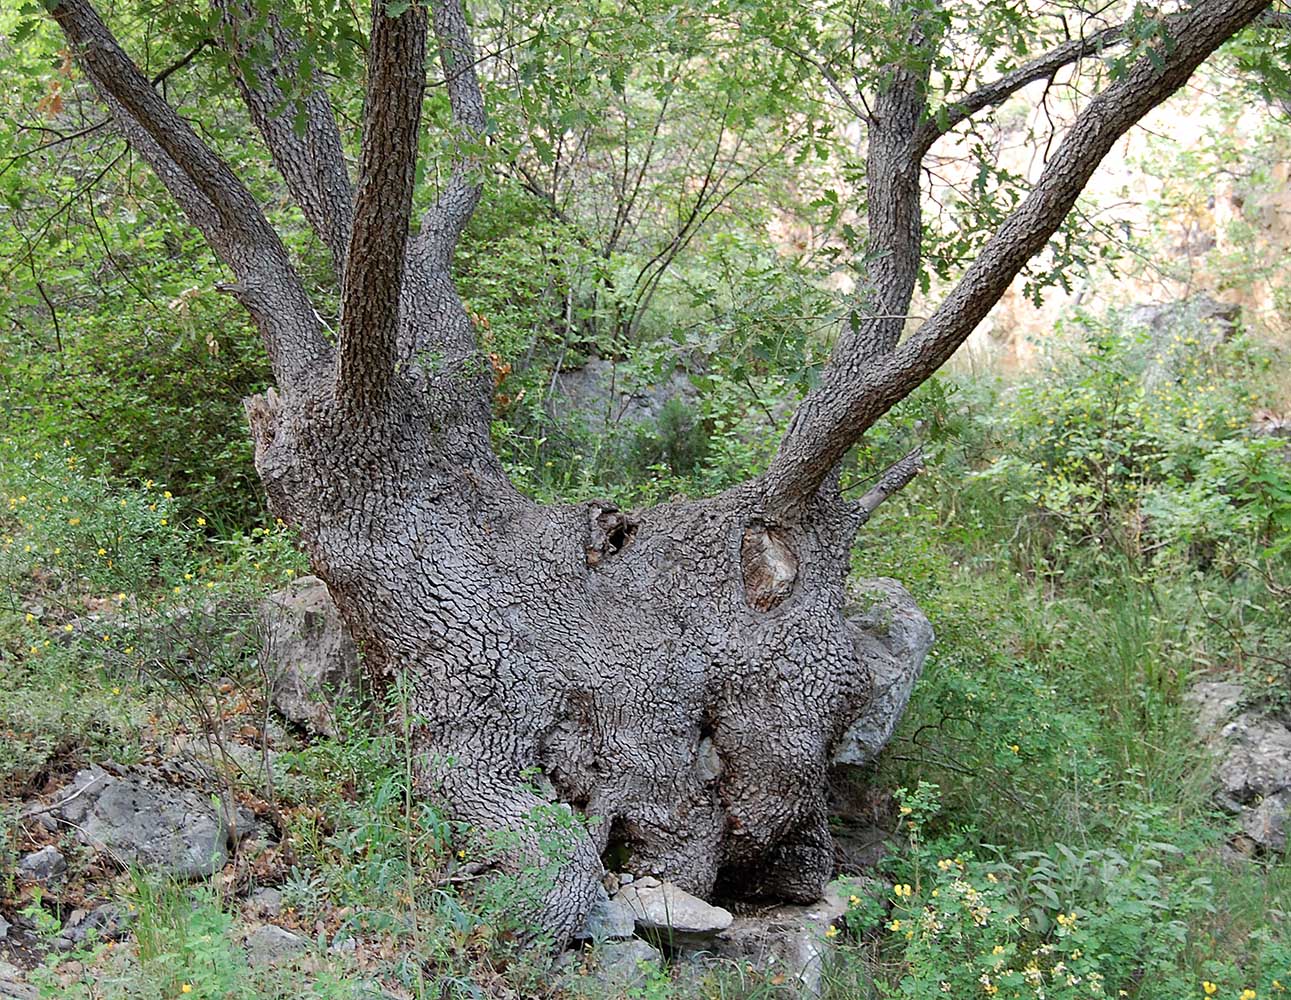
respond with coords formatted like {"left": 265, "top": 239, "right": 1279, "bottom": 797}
{"left": 48, "top": 0, "right": 1270, "bottom": 947}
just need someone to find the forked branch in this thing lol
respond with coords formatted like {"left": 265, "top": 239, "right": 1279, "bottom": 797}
{"left": 214, "top": 1, "right": 355, "bottom": 276}
{"left": 48, "top": 0, "right": 329, "bottom": 388}
{"left": 763, "top": 0, "right": 1271, "bottom": 517}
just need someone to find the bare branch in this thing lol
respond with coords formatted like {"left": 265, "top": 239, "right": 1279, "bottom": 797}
{"left": 913, "top": 22, "right": 1126, "bottom": 154}
{"left": 762, "top": 0, "right": 1271, "bottom": 517}
{"left": 855, "top": 446, "right": 924, "bottom": 523}
{"left": 213, "top": 2, "right": 356, "bottom": 276}
{"left": 48, "top": 0, "right": 330, "bottom": 389}
{"left": 336, "top": 0, "right": 428, "bottom": 409}
{"left": 846, "top": 0, "right": 943, "bottom": 361}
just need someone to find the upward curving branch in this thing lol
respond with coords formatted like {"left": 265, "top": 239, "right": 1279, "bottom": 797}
{"left": 845, "top": 0, "right": 943, "bottom": 361}
{"left": 213, "top": 1, "right": 355, "bottom": 277}
{"left": 762, "top": 0, "right": 1271, "bottom": 517}
{"left": 415, "top": 0, "right": 488, "bottom": 265}
{"left": 48, "top": 0, "right": 330, "bottom": 389}
{"left": 335, "top": 1, "right": 429, "bottom": 409}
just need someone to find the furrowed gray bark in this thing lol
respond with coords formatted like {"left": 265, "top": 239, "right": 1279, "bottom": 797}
{"left": 48, "top": 0, "right": 1269, "bottom": 949}
{"left": 336, "top": 1, "right": 428, "bottom": 409}
{"left": 213, "top": 1, "right": 355, "bottom": 276}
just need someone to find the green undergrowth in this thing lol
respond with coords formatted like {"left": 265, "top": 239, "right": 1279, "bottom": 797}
{"left": 1, "top": 313, "right": 1288, "bottom": 997}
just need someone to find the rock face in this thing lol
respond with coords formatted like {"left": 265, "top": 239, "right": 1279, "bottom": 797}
{"left": 53, "top": 765, "right": 229, "bottom": 878}
{"left": 1188, "top": 680, "right": 1291, "bottom": 852}
{"left": 832, "top": 578, "right": 935, "bottom": 766}
{"left": 259, "top": 576, "right": 362, "bottom": 737}
{"left": 613, "top": 877, "right": 733, "bottom": 946}
{"left": 0, "top": 961, "right": 36, "bottom": 1000}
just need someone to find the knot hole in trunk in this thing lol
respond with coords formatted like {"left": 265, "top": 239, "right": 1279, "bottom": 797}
{"left": 586, "top": 504, "right": 638, "bottom": 567}
{"left": 741, "top": 521, "right": 798, "bottom": 611}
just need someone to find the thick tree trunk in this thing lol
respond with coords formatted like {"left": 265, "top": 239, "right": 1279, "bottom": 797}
{"left": 51, "top": 0, "right": 1270, "bottom": 950}
{"left": 246, "top": 372, "right": 923, "bottom": 941}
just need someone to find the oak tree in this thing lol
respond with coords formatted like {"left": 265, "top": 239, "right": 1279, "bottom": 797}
{"left": 45, "top": 0, "right": 1276, "bottom": 943}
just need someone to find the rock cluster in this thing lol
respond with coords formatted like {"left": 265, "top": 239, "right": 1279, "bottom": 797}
{"left": 567, "top": 874, "right": 875, "bottom": 995}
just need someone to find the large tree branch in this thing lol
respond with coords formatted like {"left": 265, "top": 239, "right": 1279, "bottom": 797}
{"left": 48, "top": 0, "right": 329, "bottom": 389}
{"left": 762, "top": 0, "right": 1271, "bottom": 517}
{"left": 335, "top": 0, "right": 428, "bottom": 409}
{"left": 845, "top": 0, "right": 943, "bottom": 361}
{"left": 415, "top": 0, "right": 488, "bottom": 265}
{"left": 213, "top": 1, "right": 355, "bottom": 276}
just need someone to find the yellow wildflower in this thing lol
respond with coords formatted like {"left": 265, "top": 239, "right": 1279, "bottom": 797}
{"left": 1203, "top": 983, "right": 1218, "bottom": 996}
{"left": 196, "top": 517, "right": 206, "bottom": 526}
{"left": 824, "top": 925, "right": 838, "bottom": 939}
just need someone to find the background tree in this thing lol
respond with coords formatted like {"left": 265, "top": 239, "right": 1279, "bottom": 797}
{"left": 37, "top": 0, "right": 1278, "bottom": 944}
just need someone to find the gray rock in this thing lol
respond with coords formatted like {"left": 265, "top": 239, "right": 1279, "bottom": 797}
{"left": 697, "top": 877, "right": 870, "bottom": 996}
{"left": 245, "top": 924, "right": 309, "bottom": 966}
{"left": 260, "top": 576, "right": 361, "bottom": 737}
{"left": 16, "top": 846, "right": 65, "bottom": 883}
{"left": 571, "top": 885, "right": 637, "bottom": 942}
{"left": 614, "top": 877, "right": 732, "bottom": 944}
{"left": 1215, "top": 716, "right": 1291, "bottom": 808}
{"left": 551, "top": 358, "right": 698, "bottom": 432}
{"left": 54, "top": 765, "right": 229, "bottom": 879}
{"left": 584, "top": 938, "right": 663, "bottom": 990}
{"left": 53, "top": 903, "right": 131, "bottom": 952}
{"left": 249, "top": 886, "right": 284, "bottom": 917}
{"left": 1242, "top": 790, "right": 1289, "bottom": 852}
{"left": 0, "top": 961, "right": 36, "bottom": 1000}
{"left": 832, "top": 578, "right": 935, "bottom": 766}
{"left": 0, "top": 913, "right": 9, "bottom": 940}
{"left": 1186, "top": 680, "right": 1247, "bottom": 733}
{"left": 1188, "top": 679, "right": 1291, "bottom": 853}
{"left": 1128, "top": 295, "right": 1240, "bottom": 386}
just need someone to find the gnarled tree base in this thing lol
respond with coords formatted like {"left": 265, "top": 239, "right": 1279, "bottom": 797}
{"left": 248, "top": 384, "right": 931, "bottom": 943}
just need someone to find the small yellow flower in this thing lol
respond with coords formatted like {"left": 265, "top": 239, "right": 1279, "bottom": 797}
{"left": 848, "top": 894, "right": 860, "bottom": 907}
{"left": 196, "top": 517, "right": 206, "bottom": 526}
{"left": 63, "top": 624, "right": 73, "bottom": 633}
{"left": 1008, "top": 744, "right": 1020, "bottom": 754}
{"left": 824, "top": 925, "right": 838, "bottom": 939}
{"left": 899, "top": 805, "right": 913, "bottom": 816}
{"left": 888, "top": 919, "right": 902, "bottom": 931}
{"left": 25, "top": 613, "right": 34, "bottom": 623}
{"left": 160, "top": 518, "right": 168, "bottom": 526}
{"left": 67, "top": 517, "right": 80, "bottom": 526}
{"left": 457, "top": 848, "right": 467, "bottom": 860}
{"left": 97, "top": 548, "right": 107, "bottom": 556}
{"left": 111, "top": 687, "right": 120, "bottom": 696}
{"left": 1203, "top": 983, "right": 1218, "bottom": 996}
{"left": 163, "top": 490, "right": 173, "bottom": 499}
{"left": 1240, "top": 991, "right": 1256, "bottom": 1000}
{"left": 181, "top": 986, "right": 192, "bottom": 995}
{"left": 992, "top": 944, "right": 1005, "bottom": 955}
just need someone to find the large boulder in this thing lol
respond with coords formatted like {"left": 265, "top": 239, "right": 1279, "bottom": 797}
{"left": 833, "top": 578, "right": 935, "bottom": 767}
{"left": 613, "top": 876, "right": 733, "bottom": 947}
{"left": 53, "top": 765, "right": 229, "bottom": 879}
{"left": 570, "top": 885, "right": 637, "bottom": 943}
{"left": 1127, "top": 295, "right": 1240, "bottom": 386}
{"left": 259, "top": 576, "right": 361, "bottom": 737}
